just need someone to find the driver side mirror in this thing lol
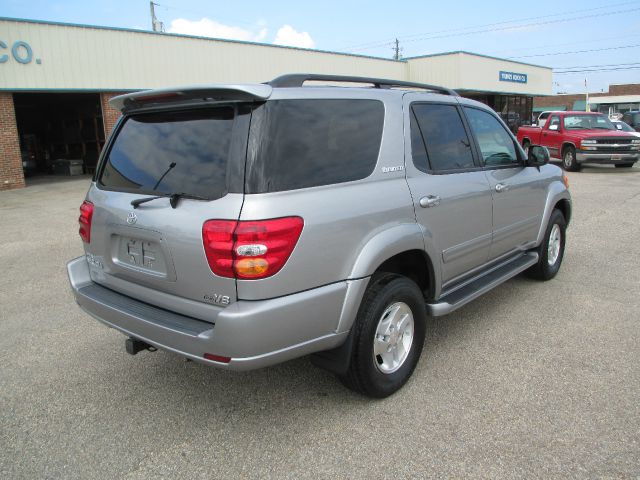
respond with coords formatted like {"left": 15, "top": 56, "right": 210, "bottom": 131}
{"left": 527, "top": 145, "right": 550, "bottom": 167}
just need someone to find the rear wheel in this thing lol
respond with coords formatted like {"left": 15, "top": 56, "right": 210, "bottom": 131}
{"left": 562, "top": 146, "right": 581, "bottom": 171}
{"left": 615, "top": 163, "right": 634, "bottom": 168}
{"left": 526, "top": 209, "right": 566, "bottom": 281}
{"left": 340, "top": 273, "right": 426, "bottom": 398}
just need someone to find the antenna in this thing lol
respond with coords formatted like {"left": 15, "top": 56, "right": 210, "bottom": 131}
{"left": 150, "top": 1, "right": 165, "bottom": 32}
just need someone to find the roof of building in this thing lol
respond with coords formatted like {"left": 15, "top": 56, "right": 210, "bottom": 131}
{"left": 403, "top": 50, "right": 552, "bottom": 70}
{"left": 0, "top": 17, "right": 552, "bottom": 71}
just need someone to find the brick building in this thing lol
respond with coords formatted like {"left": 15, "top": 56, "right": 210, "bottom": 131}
{"left": 1, "top": 17, "right": 553, "bottom": 190}
{"left": 533, "top": 84, "right": 640, "bottom": 116}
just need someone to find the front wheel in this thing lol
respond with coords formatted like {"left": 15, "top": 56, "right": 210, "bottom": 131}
{"left": 526, "top": 209, "right": 567, "bottom": 281}
{"left": 340, "top": 273, "right": 426, "bottom": 398}
{"left": 615, "top": 163, "right": 635, "bottom": 168}
{"left": 562, "top": 146, "right": 581, "bottom": 172}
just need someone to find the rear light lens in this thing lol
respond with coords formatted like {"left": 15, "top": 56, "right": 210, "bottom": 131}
{"left": 203, "top": 353, "right": 231, "bottom": 363}
{"left": 201, "top": 220, "right": 236, "bottom": 278}
{"left": 78, "top": 201, "right": 94, "bottom": 243}
{"left": 202, "top": 217, "right": 304, "bottom": 280}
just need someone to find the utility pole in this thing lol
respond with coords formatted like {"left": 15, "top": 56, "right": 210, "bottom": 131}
{"left": 392, "top": 38, "right": 402, "bottom": 60}
{"left": 150, "top": 1, "right": 165, "bottom": 32}
{"left": 585, "top": 78, "right": 590, "bottom": 112}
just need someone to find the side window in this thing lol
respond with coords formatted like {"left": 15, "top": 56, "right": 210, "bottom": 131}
{"left": 548, "top": 115, "right": 560, "bottom": 129}
{"left": 245, "top": 99, "right": 384, "bottom": 193}
{"left": 464, "top": 107, "right": 519, "bottom": 167}
{"left": 410, "top": 110, "right": 429, "bottom": 172}
{"left": 411, "top": 104, "right": 475, "bottom": 171}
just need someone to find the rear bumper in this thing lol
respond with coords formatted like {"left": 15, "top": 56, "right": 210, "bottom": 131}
{"left": 67, "top": 257, "right": 364, "bottom": 370}
{"left": 576, "top": 151, "right": 639, "bottom": 164}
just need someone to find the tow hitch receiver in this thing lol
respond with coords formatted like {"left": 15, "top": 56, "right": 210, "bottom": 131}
{"left": 125, "top": 337, "right": 156, "bottom": 355}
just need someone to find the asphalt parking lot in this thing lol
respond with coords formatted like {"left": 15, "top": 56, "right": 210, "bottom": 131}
{"left": 1, "top": 165, "right": 639, "bottom": 479}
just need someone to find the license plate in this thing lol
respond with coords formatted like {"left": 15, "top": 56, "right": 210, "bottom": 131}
{"left": 115, "top": 236, "right": 166, "bottom": 275}
{"left": 611, "top": 155, "right": 622, "bottom": 161}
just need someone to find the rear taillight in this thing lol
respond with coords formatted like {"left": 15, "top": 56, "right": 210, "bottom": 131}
{"left": 202, "top": 217, "right": 304, "bottom": 280}
{"left": 78, "top": 201, "right": 94, "bottom": 243}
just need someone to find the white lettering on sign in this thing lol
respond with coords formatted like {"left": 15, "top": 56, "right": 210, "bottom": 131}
{"left": 499, "top": 71, "right": 527, "bottom": 84}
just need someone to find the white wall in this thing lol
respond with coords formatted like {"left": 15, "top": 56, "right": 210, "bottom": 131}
{"left": 0, "top": 19, "right": 405, "bottom": 90}
{"left": 407, "top": 52, "right": 552, "bottom": 95}
{"left": 0, "top": 19, "right": 551, "bottom": 95}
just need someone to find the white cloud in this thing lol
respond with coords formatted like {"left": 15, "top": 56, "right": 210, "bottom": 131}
{"left": 273, "top": 25, "right": 315, "bottom": 49}
{"left": 167, "top": 18, "right": 316, "bottom": 49}
{"left": 168, "top": 17, "right": 267, "bottom": 42}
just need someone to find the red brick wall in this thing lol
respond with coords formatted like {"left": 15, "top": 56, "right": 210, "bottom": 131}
{"left": 100, "top": 92, "right": 126, "bottom": 137}
{"left": 609, "top": 84, "right": 640, "bottom": 96}
{"left": 0, "top": 92, "right": 25, "bottom": 191}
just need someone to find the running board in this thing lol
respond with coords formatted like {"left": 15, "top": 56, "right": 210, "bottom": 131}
{"left": 426, "top": 252, "right": 539, "bottom": 317}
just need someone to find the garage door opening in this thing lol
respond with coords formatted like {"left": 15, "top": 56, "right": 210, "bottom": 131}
{"left": 13, "top": 92, "right": 105, "bottom": 180}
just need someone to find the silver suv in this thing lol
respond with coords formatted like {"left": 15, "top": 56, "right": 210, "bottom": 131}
{"left": 67, "top": 74, "right": 571, "bottom": 397}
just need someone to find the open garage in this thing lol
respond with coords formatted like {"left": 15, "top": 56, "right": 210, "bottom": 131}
{"left": 13, "top": 92, "right": 105, "bottom": 177}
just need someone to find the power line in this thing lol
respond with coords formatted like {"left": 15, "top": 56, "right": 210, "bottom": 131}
{"left": 402, "top": 7, "right": 640, "bottom": 46}
{"left": 346, "top": 5, "right": 640, "bottom": 52}
{"left": 341, "top": 0, "right": 640, "bottom": 51}
{"left": 486, "top": 30, "right": 640, "bottom": 56}
{"left": 555, "top": 66, "right": 640, "bottom": 74}
{"left": 555, "top": 61, "right": 640, "bottom": 70}
{"left": 510, "top": 43, "right": 640, "bottom": 59}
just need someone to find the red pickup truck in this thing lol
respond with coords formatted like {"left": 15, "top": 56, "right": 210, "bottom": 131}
{"left": 517, "top": 111, "right": 639, "bottom": 171}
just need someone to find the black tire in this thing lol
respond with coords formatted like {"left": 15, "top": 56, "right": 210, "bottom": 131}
{"left": 562, "top": 146, "right": 581, "bottom": 172}
{"left": 526, "top": 209, "right": 566, "bottom": 281}
{"left": 339, "top": 273, "right": 427, "bottom": 398}
{"left": 522, "top": 140, "right": 530, "bottom": 155}
{"left": 615, "top": 163, "right": 634, "bottom": 168}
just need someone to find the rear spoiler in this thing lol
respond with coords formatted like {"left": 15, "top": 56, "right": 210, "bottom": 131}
{"left": 109, "top": 84, "right": 273, "bottom": 112}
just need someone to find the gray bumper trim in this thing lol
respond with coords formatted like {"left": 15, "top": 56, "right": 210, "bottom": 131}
{"left": 68, "top": 257, "right": 350, "bottom": 370}
{"left": 77, "top": 284, "right": 213, "bottom": 336}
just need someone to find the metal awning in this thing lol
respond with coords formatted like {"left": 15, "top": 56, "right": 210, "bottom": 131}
{"left": 572, "top": 100, "right": 586, "bottom": 111}
{"left": 532, "top": 105, "right": 566, "bottom": 113}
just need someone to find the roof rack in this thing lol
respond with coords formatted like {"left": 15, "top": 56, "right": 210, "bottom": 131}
{"left": 268, "top": 73, "right": 458, "bottom": 96}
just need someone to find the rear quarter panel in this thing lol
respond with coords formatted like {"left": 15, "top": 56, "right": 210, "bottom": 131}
{"left": 236, "top": 89, "right": 418, "bottom": 300}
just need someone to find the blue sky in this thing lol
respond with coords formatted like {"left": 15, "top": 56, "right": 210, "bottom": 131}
{"left": 2, "top": 0, "right": 640, "bottom": 93}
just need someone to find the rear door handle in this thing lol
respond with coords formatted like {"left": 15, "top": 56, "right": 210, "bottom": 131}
{"left": 495, "top": 183, "right": 509, "bottom": 193}
{"left": 419, "top": 195, "right": 441, "bottom": 208}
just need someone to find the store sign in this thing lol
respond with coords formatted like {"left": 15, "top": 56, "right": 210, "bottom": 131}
{"left": 499, "top": 71, "right": 527, "bottom": 84}
{"left": 0, "top": 40, "right": 41, "bottom": 65}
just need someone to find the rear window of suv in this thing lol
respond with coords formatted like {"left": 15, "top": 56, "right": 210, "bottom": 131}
{"left": 99, "top": 107, "right": 235, "bottom": 199}
{"left": 245, "top": 99, "right": 384, "bottom": 193}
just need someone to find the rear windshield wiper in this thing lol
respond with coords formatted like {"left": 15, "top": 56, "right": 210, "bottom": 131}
{"left": 131, "top": 192, "right": 209, "bottom": 209}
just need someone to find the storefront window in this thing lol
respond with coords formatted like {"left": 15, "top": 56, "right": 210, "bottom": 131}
{"left": 461, "top": 93, "right": 533, "bottom": 134}
{"left": 496, "top": 95, "right": 531, "bottom": 133}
